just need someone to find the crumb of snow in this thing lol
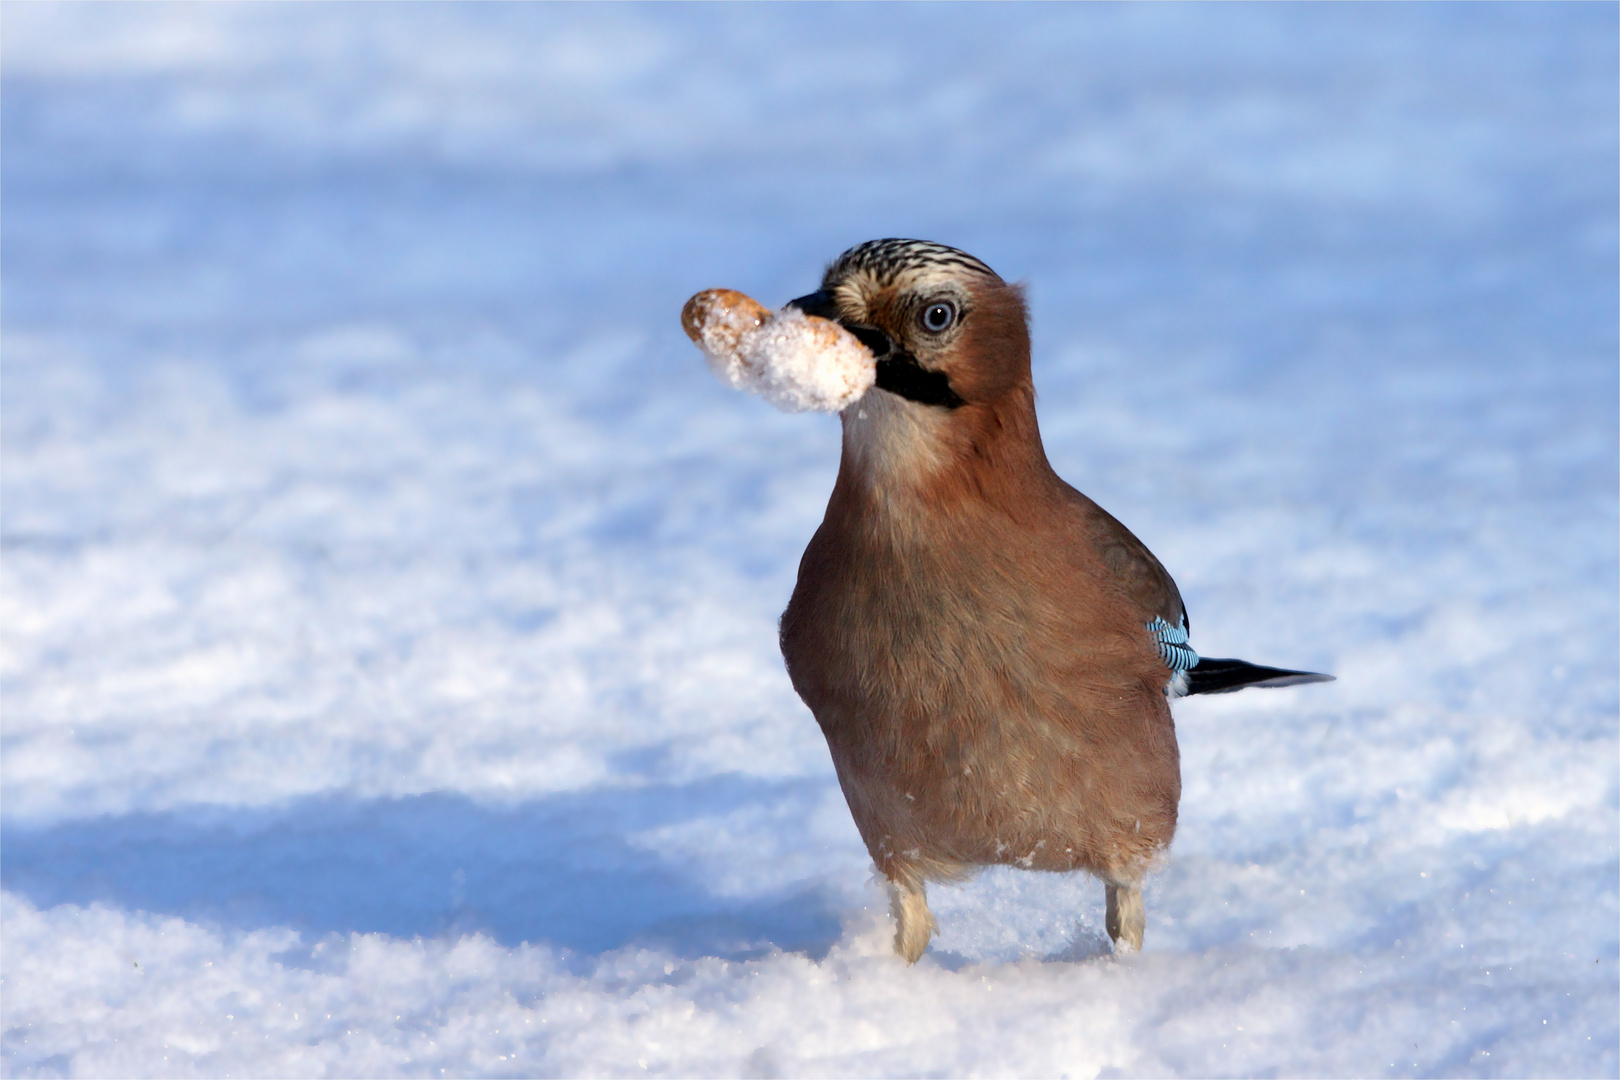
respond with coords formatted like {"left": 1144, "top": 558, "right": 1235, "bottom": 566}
{"left": 684, "top": 290, "right": 875, "bottom": 413}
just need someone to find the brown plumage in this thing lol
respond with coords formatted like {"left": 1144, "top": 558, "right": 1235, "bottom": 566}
{"left": 774, "top": 239, "right": 1328, "bottom": 962}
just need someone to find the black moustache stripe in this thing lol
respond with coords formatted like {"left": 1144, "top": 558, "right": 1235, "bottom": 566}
{"left": 874, "top": 354, "right": 966, "bottom": 410}
{"left": 836, "top": 321, "right": 965, "bottom": 410}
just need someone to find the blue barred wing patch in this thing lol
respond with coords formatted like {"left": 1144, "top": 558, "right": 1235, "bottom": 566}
{"left": 1147, "top": 616, "right": 1199, "bottom": 671}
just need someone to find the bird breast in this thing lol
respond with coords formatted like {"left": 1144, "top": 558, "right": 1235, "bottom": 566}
{"left": 779, "top": 407, "right": 1179, "bottom": 877}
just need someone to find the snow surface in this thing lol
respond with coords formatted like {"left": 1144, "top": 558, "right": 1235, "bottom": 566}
{"left": 3, "top": 3, "right": 1616, "bottom": 1076}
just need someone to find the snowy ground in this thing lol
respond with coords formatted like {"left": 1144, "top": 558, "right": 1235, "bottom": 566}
{"left": 3, "top": 4, "right": 1616, "bottom": 1077}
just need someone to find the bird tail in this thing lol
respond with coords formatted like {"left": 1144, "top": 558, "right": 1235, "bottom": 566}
{"left": 1185, "top": 657, "right": 1335, "bottom": 696}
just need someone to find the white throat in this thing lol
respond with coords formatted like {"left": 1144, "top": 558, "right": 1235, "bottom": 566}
{"left": 840, "top": 389, "right": 953, "bottom": 496}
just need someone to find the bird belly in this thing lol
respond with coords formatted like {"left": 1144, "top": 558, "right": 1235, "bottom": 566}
{"left": 825, "top": 693, "right": 1176, "bottom": 885}
{"left": 782, "top": 575, "right": 1179, "bottom": 886}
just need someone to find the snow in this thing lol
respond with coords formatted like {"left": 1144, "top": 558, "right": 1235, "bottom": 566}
{"left": 2, "top": 3, "right": 1615, "bottom": 1076}
{"left": 684, "top": 291, "right": 875, "bottom": 414}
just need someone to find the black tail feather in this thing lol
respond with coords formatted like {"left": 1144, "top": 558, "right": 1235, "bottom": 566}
{"left": 1185, "top": 657, "right": 1335, "bottom": 696}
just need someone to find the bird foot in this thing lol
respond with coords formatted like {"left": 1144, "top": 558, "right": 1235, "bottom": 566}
{"left": 888, "top": 880, "right": 937, "bottom": 964}
{"left": 1106, "top": 882, "right": 1144, "bottom": 953}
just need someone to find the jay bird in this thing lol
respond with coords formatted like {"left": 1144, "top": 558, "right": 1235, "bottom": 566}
{"left": 776, "top": 239, "right": 1332, "bottom": 962}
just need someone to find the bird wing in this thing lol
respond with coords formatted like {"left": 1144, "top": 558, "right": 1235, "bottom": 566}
{"left": 1060, "top": 487, "right": 1189, "bottom": 634}
{"left": 1053, "top": 484, "right": 1335, "bottom": 693}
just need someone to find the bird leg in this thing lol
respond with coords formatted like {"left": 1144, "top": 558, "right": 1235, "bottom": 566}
{"left": 887, "top": 878, "right": 937, "bottom": 963}
{"left": 1105, "top": 882, "right": 1144, "bottom": 953}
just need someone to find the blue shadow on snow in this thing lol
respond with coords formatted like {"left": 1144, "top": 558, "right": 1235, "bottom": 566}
{"left": 1, "top": 775, "right": 846, "bottom": 961}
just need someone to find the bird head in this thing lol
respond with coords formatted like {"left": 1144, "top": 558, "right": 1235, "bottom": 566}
{"left": 786, "top": 239, "right": 1032, "bottom": 412}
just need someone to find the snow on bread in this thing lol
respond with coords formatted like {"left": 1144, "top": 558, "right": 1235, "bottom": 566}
{"left": 682, "top": 288, "right": 875, "bottom": 413}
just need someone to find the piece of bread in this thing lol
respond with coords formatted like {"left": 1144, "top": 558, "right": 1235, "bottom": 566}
{"left": 682, "top": 289, "right": 875, "bottom": 413}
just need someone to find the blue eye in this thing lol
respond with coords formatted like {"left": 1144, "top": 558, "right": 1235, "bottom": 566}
{"left": 921, "top": 301, "right": 956, "bottom": 333}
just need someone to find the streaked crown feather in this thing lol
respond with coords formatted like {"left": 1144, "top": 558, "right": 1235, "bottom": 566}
{"left": 822, "top": 239, "right": 1002, "bottom": 290}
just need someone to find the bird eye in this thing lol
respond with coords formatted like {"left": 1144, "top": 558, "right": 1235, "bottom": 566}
{"left": 920, "top": 301, "right": 956, "bottom": 333}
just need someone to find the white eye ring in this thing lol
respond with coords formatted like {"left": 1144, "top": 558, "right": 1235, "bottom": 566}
{"left": 921, "top": 301, "right": 956, "bottom": 333}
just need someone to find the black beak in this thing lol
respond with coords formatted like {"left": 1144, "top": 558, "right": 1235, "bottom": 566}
{"left": 785, "top": 289, "right": 839, "bottom": 320}
{"left": 787, "top": 290, "right": 897, "bottom": 360}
